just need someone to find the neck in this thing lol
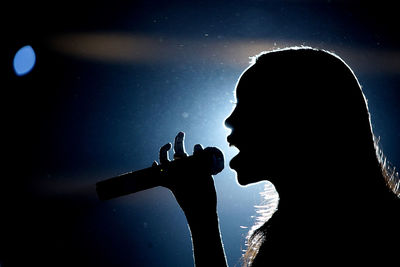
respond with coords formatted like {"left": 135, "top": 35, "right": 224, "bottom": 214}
{"left": 271, "top": 166, "right": 337, "bottom": 215}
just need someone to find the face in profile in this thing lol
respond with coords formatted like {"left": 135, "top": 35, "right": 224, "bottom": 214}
{"left": 225, "top": 67, "right": 290, "bottom": 186}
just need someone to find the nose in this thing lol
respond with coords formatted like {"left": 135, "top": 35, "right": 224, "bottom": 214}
{"left": 224, "top": 113, "right": 233, "bottom": 130}
{"left": 225, "top": 104, "right": 239, "bottom": 129}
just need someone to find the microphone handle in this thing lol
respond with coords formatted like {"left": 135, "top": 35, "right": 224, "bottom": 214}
{"left": 96, "top": 147, "right": 224, "bottom": 201}
{"left": 96, "top": 165, "right": 163, "bottom": 201}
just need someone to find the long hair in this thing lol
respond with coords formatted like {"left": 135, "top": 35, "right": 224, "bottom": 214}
{"left": 376, "top": 138, "right": 400, "bottom": 197}
{"left": 240, "top": 47, "right": 399, "bottom": 266}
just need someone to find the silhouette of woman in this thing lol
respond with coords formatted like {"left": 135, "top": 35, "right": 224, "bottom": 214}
{"left": 157, "top": 47, "right": 399, "bottom": 266}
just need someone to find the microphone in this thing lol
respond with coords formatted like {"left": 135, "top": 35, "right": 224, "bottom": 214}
{"left": 96, "top": 147, "right": 224, "bottom": 201}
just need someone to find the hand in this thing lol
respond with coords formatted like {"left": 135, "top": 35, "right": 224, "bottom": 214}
{"left": 154, "top": 132, "right": 227, "bottom": 266}
{"left": 153, "top": 132, "right": 218, "bottom": 221}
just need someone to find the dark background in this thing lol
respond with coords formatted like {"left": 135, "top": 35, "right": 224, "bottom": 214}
{"left": 2, "top": 1, "right": 399, "bottom": 266}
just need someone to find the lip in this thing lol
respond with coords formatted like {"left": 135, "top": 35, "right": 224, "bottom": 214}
{"left": 227, "top": 134, "right": 239, "bottom": 149}
{"left": 229, "top": 150, "right": 241, "bottom": 170}
{"left": 228, "top": 142, "right": 238, "bottom": 148}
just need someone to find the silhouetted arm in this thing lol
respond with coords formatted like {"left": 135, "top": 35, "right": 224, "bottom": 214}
{"left": 186, "top": 211, "right": 227, "bottom": 266}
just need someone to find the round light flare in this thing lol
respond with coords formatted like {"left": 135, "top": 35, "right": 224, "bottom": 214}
{"left": 13, "top": 45, "right": 36, "bottom": 76}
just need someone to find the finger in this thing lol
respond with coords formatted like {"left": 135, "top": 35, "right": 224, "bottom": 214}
{"left": 174, "top": 131, "right": 188, "bottom": 159}
{"left": 159, "top": 143, "right": 172, "bottom": 164}
{"left": 193, "top": 144, "right": 204, "bottom": 155}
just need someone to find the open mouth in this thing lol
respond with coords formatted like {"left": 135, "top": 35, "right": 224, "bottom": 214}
{"left": 227, "top": 134, "right": 243, "bottom": 170}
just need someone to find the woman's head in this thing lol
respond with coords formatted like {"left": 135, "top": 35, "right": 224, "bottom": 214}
{"left": 230, "top": 47, "right": 400, "bottom": 267}
{"left": 225, "top": 47, "right": 377, "bottom": 190}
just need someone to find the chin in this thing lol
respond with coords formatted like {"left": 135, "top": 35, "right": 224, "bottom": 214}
{"left": 230, "top": 153, "right": 267, "bottom": 185}
{"left": 234, "top": 168, "right": 265, "bottom": 186}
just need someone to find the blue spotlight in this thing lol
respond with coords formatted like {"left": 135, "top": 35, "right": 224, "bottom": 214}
{"left": 13, "top": 45, "right": 36, "bottom": 76}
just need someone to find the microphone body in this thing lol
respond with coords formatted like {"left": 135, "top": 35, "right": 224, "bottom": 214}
{"left": 96, "top": 147, "right": 224, "bottom": 201}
